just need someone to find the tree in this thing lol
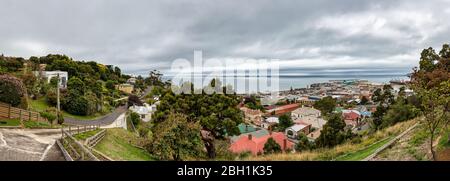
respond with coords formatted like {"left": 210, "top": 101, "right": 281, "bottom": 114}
{"left": 263, "top": 138, "right": 282, "bottom": 154}
{"left": 278, "top": 114, "right": 293, "bottom": 131}
{"left": 153, "top": 79, "right": 243, "bottom": 158}
{"left": 67, "top": 77, "right": 85, "bottom": 95}
{"left": 295, "top": 133, "right": 312, "bottom": 152}
{"left": 314, "top": 96, "right": 336, "bottom": 115}
{"left": 0, "top": 74, "right": 28, "bottom": 108}
{"left": 130, "top": 112, "right": 141, "bottom": 126}
{"left": 411, "top": 44, "right": 450, "bottom": 160}
{"left": 360, "top": 96, "right": 369, "bottom": 105}
{"left": 105, "top": 80, "right": 116, "bottom": 90}
{"left": 146, "top": 70, "right": 163, "bottom": 86}
{"left": 316, "top": 113, "right": 347, "bottom": 148}
{"left": 148, "top": 113, "right": 203, "bottom": 160}
{"left": 128, "top": 95, "right": 143, "bottom": 107}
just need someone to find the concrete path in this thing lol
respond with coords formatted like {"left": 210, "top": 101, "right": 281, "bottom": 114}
{"left": 0, "top": 129, "right": 64, "bottom": 161}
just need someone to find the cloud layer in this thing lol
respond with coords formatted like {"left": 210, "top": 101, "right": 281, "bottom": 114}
{"left": 0, "top": 0, "right": 449, "bottom": 76}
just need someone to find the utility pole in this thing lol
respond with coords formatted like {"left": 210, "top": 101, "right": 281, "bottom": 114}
{"left": 57, "top": 73, "right": 60, "bottom": 112}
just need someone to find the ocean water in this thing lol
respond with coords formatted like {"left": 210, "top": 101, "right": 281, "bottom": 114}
{"left": 167, "top": 74, "right": 410, "bottom": 93}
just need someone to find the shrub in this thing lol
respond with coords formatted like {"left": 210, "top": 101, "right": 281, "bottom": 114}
{"left": 0, "top": 74, "right": 28, "bottom": 108}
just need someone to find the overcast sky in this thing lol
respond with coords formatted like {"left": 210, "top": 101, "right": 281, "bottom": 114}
{"left": 0, "top": 0, "right": 449, "bottom": 76}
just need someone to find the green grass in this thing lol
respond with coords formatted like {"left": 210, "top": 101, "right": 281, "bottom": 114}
{"left": 73, "top": 129, "right": 102, "bottom": 140}
{"left": 23, "top": 121, "right": 52, "bottom": 128}
{"left": 29, "top": 97, "right": 110, "bottom": 121}
{"left": 336, "top": 136, "right": 394, "bottom": 161}
{"left": 437, "top": 126, "right": 450, "bottom": 150}
{"left": 94, "top": 128, "right": 154, "bottom": 161}
{"left": 29, "top": 97, "right": 48, "bottom": 112}
{"left": 0, "top": 118, "right": 21, "bottom": 127}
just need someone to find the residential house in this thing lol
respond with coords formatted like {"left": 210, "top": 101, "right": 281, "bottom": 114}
{"left": 229, "top": 132, "right": 294, "bottom": 155}
{"left": 129, "top": 102, "right": 158, "bottom": 122}
{"left": 34, "top": 71, "right": 68, "bottom": 88}
{"left": 342, "top": 110, "right": 361, "bottom": 127}
{"left": 240, "top": 107, "right": 263, "bottom": 126}
{"left": 285, "top": 123, "right": 311, "bottom": 139}
{"left": 127, "top": 77, "right": 137, "bottom": 84}
{"left": 291, "top": 107, "right": 321, "bottom": 119}
{"left": 261, "top": 117, "right": 279, "bottom": 129}
{"left": 117, "top": 83, "right": 134, "bottom": 94}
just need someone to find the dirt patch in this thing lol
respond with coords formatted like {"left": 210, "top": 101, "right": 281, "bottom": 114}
{"left": 436, "top": 149, "right": 450, "bottom": 161}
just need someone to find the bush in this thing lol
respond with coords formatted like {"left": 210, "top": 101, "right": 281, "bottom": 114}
{"left": 0, "top": 74, "right": 28, "bottom": 108}
{"left": 130, "top": 112, "right": 141, "bottom": 126}
{"left": 263, "top": 138, "right": 282, "bottom": 154}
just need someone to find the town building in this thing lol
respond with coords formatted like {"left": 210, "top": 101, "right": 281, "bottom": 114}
{"left": 229, "top": 132, "right": 294, "bottom": 155}
{"left": 342, "top": 110, "right": 361, "bottom": 127}
{"left": 129, "top": 102, "right": 158, "bottom": 122}
{"left": 291, "top": 107, "right": 321, "bottom": 119}
{"left": 33, "top": 71, "right": 68, "bottom": 88}
{"left": 240, "top": 107, "right": 263, "bottom": 126}
{"left": 285, "top": 123, "right": 311, "bottom": 139}
{"left": 117, "top": 83, "right": 134, "bottom": 94}
{"left": 261, "top": 117, "right": 279, "bottom": 129}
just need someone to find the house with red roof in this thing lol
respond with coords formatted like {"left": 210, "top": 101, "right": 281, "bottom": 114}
{"left": 342, "top": 110, "right": 361, "bottom": 127}
{"left": 229, "top": 132, "right": 294, "bottom": 155}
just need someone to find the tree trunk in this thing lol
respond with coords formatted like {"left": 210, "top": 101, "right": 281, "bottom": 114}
{"left": 204, "top": 139, "right": 216, "bottom": 159}
{"left": 201, "top": 129, "right": 216, "bottom": 159}
{"left": 430, "top": 134, "right": 436, "bottom": 161}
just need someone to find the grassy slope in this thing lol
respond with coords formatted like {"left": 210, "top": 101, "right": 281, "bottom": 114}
{"left": 336, "top": 136, "right": 393, "bottom": 161}
{"left": 94, "top": 128, "right": 154, "bottom": 161}
{"left": 244, "top": 119, "right": 417, "bottom": 161}
{"left": 73, "top": 129, "right": 102, "bottom": 140}
{"left": 0, "top": 118, "right": 21, "bottom": 126}
{"left": 30, "top": 97, "right": 109, "bottom": 121}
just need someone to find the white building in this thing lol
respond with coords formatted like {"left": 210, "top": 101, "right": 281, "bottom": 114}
{"left": 129, "top": 102, "right": 159, "bottom": 122}
{"left": 261, "top": 117, "right": 279, "bottom": 129}
{"left": 285, "top": 123, "right": 311, "bottom": 139}
{"left": 34, "top": 71, "right": 68, "bottom": 88}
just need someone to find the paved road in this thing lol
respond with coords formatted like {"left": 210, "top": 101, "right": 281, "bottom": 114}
{"left": 64, "top": 86, "right": 151, "bottom": 126}
{"left": 64, "top": 106, "right": 127, "bottom": 126}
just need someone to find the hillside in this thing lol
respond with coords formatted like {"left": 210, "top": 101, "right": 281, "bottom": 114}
{"left": 243, "top": 119, "right": 418, "bottom": 161}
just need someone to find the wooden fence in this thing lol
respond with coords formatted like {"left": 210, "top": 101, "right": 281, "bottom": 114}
{"left": 0, "top": 102, "right": 45, "bottom": 122}
{"left": 60, "top": 128, "right": 100, "bottom": 161}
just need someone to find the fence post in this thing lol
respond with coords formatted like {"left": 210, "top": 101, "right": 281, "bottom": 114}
{"left": 77, "top": 126, "right": 80, "bottom": 134}
{"left": 29, "top": 111, "right": 31, "bottom": 121}
{"left": 19, "top": 110, "right": 22, "bottom": 121}
{"left": 8, "top": 104, "right": 11, "bottom": 118}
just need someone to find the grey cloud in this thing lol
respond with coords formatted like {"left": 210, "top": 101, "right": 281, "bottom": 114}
{"left": 0, "top": 0, "right": 448, "bottom": 75}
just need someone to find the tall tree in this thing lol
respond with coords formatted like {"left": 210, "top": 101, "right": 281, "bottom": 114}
{"left": 153, "top": 79, "right": 243, "bottom": 158}
{"left": 411, "top": 44, "right": 450, "bottom": 160}
{"left": 316, "top": 113, "right": 347, "bottom": 148}
{"left": 148, "top": 112, "right": 203, "bottom": 161}
{"left": 263, "top": 138, "right": 282, "bottom": 154}
{"left": 278, "top": 114, "right": 294, "bottom": 131}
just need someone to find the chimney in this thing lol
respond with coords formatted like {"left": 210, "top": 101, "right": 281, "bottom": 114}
{"left": 248, "top": 134, "right": 252, "bottom": 140}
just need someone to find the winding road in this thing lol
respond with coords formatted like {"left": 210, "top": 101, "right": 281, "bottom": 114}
{"left": 64, "top": 106, "right": 127, "bottom": 126}
{"left": 63, "top": 86, "right": 153, "bottom": 126}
